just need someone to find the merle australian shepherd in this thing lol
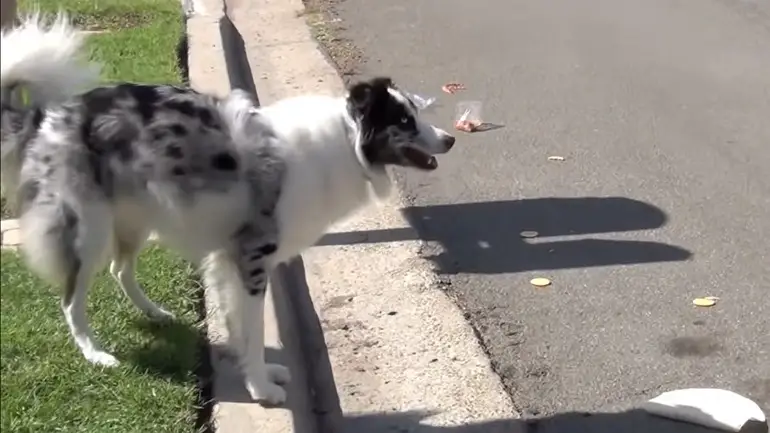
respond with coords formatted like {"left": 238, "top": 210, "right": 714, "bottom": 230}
{"left": 0, "top": 14, "right": 455, "bottom": 404}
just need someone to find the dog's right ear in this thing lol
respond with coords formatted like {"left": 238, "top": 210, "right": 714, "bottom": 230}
{"left": 347, "top": 81, "right": 374, "bottom": 116}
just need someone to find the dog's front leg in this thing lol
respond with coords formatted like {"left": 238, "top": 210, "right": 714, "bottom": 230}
{"left": 233, "top": 228, "right": 291, "bottom": 406}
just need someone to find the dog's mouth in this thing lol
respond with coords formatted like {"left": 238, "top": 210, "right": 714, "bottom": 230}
{"left": 402, "top": 146, "right": 438, "bottom": 171}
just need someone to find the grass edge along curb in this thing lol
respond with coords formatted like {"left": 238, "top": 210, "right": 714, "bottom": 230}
{"left": 1, "top": 2, "right": 210, "bottom": 433}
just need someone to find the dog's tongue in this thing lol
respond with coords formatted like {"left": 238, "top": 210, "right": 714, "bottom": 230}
{"left": 403, "top": 147, "right": 438, "bottom": 170}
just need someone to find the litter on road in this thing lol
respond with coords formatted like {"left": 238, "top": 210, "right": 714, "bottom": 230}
{"left": 641, "top": 388, "right": 766, "bottom": 432}
{"left": 547, "top": 155, "right": 566, "bottom": 161}
{"left": 406, "top": 92, "right": 436, "bottom": 110}
{"left": 530, "top": 277, "right": 552, "bottom": 287}
{"left": 693, "top": 297, "right": 718, "bottom": 307}
{"left": 519, "top": 230, "right": 539, "bottom": 238}
{"left": 455, "top": 100, "right": 483, "bottom": 132}
{"left": 441, "top": 82, "right": 466, "bottom": 94}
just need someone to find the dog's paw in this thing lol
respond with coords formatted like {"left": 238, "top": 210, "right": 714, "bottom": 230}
{"left": 245, "top": 378, "right": 287, "bottom": 406}
{"left": 267, "top": 363, "right": 291, "bottom": 385}
{"left": 85, "top": 350, "right": 120, "bottom": 367}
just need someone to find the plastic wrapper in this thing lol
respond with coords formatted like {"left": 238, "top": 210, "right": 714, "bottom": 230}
{"left": 454, "top": 100, "right": 483, "bottom": 132}
{"left": 405, "top": 91, "right": 436, "bottom": 110}
{"left": 441, "top": 82, "right": 466, "bottom": 94}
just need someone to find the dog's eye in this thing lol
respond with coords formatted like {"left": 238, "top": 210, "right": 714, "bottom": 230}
{"left": 400, "top": 116, "right": 409, "bottom": 124}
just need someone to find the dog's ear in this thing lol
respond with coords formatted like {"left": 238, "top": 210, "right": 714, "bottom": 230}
{"left": 348, "top": 81, "right": 374, "bottom": 115}
{"left": 347, "top": 77, "right": 394, "bottom": 115}
{"left": 367, "top": 77, "right": 394, "bottom": 90}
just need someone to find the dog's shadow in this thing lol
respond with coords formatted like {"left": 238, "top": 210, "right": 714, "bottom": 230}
{"left": 318, "top": 197, "right": 693, "bottom": 275}
{"left": 124, "top": 318, "right": 203, "bottom": 383}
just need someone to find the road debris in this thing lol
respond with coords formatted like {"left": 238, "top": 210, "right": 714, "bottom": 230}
{"left": 519, "top": 230, "right": 539, "bottom": 238}
{"left": 693, "top": 297, "right": 718, "bottom": 307}
{"left": 642, "top": 388, "right": 766, "bottom": 432}
{"left": 455, "top": 100, "right": 483, "bottom": 132}
{"left": 547, "top": 156, "right": 565, "bottom": 161}
{"left": 530, "top": 277, "right": 552, "bottom": 287}
{"left": 406, "top": 91, "right": 436, "bottom": 110}
{"left": 441, "top": 82, "right": 466, "bottom": 94}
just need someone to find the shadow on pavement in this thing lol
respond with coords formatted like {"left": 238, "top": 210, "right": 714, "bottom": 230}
{"left": 340, "top": 408, "right": 768, "bottom": 433}
{"left": 318, "top": 196, "right": 692, "bottom": 274}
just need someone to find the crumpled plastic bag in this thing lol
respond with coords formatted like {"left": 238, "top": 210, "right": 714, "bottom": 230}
{"left": 454, "top": 100, "right": 483, "bottom": 132}
{"left": 404, "top": 91, "right": 436, "bottom": 111}
{"left": 641, "top": 388, "right": 767, "bottom": 432}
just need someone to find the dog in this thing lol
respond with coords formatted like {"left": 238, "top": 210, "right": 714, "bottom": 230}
{"left": 0, "top": 14, "right": 455, "bottom": 405}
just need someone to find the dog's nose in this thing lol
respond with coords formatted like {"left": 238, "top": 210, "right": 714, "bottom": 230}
{"left": 444, "top": 135, "right": 456, "bottom": 149}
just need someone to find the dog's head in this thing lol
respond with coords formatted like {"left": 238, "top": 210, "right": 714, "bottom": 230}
{"left": 346, "top": 77, "right": 455, "bottom": 172}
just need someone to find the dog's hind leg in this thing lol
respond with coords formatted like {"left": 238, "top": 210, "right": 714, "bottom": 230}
{"left": 110, "top": 230, "right": 174, "bottom": 321}
{"left": 63, "top": 253, "right": 120, "bottom": 367}
{"left": 21, "top": 199, "right": 119, "bottom": 367}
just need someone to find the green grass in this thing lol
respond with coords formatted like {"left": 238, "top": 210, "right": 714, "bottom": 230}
{"left": 0, "top": 199, "right": 10, "bottom": 219}
{"left": 23, "top": 0, "right": 185, "bottom": 84}
{"left": 21, "top": 0, "right": 181, "bottom": 32}
{"left": 1, "top": 2, "right": 204, "bottom": 433}
{"left": 1, "top": 249, "right": 202, "bottom": 433}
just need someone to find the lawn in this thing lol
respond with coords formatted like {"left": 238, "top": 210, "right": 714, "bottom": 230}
{"left": 0, "top": 1, "right": 208, "bottom": 432}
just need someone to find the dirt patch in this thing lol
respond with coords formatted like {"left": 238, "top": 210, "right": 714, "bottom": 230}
{"left": 73, "top": 11, "right": 156, "bottom": 31}
{"left": 300, "top": 0, "right": 364, "bottom": 82}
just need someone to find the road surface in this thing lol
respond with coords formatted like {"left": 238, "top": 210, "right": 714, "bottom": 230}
{"left": 321, "top": 0, "right": 770, "bottom": 418}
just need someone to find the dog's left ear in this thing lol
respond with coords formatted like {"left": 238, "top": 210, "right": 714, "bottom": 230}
{"left": 347, "top": 77, "right": 394, "bottom": 116}
{"left": 348, "top": 81, "right": 374, "bottom": 115}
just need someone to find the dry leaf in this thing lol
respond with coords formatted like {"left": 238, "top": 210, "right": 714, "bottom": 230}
{"left": 693, "top": 298, "right": 717, "bottom": 307}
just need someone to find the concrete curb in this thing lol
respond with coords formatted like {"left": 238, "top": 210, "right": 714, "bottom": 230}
{"left": 185, "top": 1, "right": 342, "bottom": 432}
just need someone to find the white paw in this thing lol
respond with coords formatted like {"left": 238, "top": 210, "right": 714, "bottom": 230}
{"left": 145, "top": 307, "right": 175, "bottom": 322}
{"left": 85, "top": 350, "right": 120, "bottom": 367}
{"left": 245, "top": 378, "right": 287, "bottom": 406}
{"left": 267, "top": 363, "right": 292, "bottom": 385}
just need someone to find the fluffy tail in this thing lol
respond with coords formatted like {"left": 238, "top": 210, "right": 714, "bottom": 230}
{"left": 1, "top": 13, "right": 100, "bottom": 105}
{"left": 1, "top": 13, "right": 100, "bottom": 204}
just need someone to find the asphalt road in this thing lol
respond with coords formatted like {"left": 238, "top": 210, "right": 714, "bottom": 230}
{"left": 326, "top": 0, "right": 770, "bottom": 421}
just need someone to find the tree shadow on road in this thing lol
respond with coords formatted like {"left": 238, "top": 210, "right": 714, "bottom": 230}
{"left": 318, "top": 196, "right": 692, "bottom": 274}
{"left": 341, "top": 408, "right": 768, "bottom": 433}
